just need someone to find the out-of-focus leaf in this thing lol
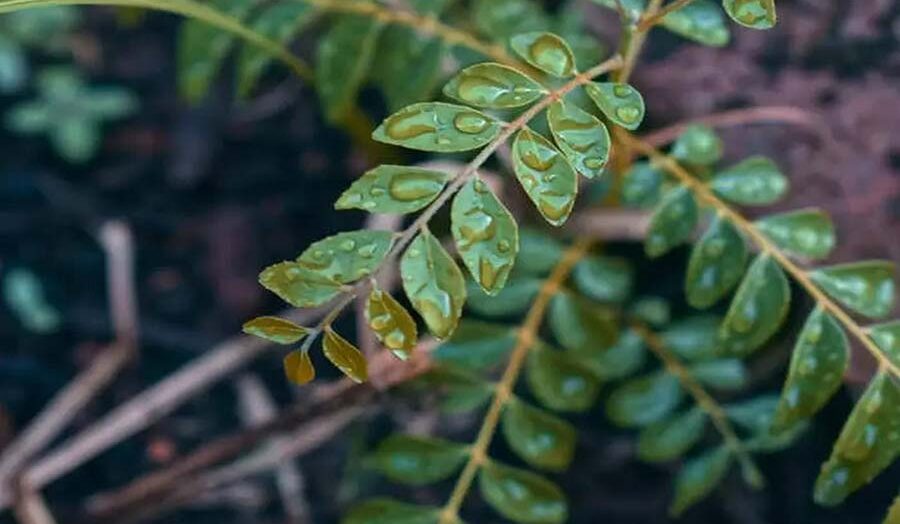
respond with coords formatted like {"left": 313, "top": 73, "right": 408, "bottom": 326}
{"left": 548, "top": 292, "right": 618, "bottom": 352}
{"left": 502, "top": 399, "right": 576, "bottom": 470}
{"left": 527, "top": 343, "right": 600, "bottom": 412}
{"left": 572, "top": 255, "right": 633, "bottom": 303}
{"left": 372, "top": 16, "right": 445, "bottom": 111}
{"left": 259, "top": 261, "right": 342, "bottom": 307}
{"left": 371, "top": 434, "right": 467, "bottom": 485}
{"left": 323, "top": 328, "right": 367, "bottom": 383}
{"left": 711, "top": 156, "right": 788, "bottom": 206}
{"left": 2, "top": 268, "right": 60, "bottom": 333}
{"left": 342, "top": 498, "right": 439, "bottom": 524}
{"left": 606, "top": 372, "right": 683, "bottom": 427}
{"left": 443, "top": 63, "right": 545, "bottom": 109}
{"left": 512, "top": 128, "right": 579, "bottom": 226}
{"left": 884, "top": 495, "right": 900, "bottom": 524}
{"left": 672, "top": 124, "right": 724, "bottom": 166}
{"left": 242, "top": 316, "right": 309, "bottom": 344}
{"left": 661, "top": 0, "right": 730, "bottom": 47}
{"left": 517, "top": 229, "right": 564, "bottom": 274}
{"left": 869, "top": 320, "right": 900, "bottom": 369}
{"left": 685, "top": 217, "right": 747, "bottom": 308}
{"left": 645, "top": 187, "right": 698, "bottom": 257}
{"left": 283, "top": 350, "right": 315, "bottom": 385}
{"left": 670, "top": 447, "right": 732, "bottom": 516}
{"left": 510, "top": 32, "right": 576, "bottom": 77}
{"left": 479, "top": 461, "right": 567, "bottom": 524}
{"left": 467, "top": 278, "right": 542, "bottom": 318}
{"left": 0, "top": 37, "right": 26, "bottom": 93}
{"left": 421, "top": 366, "right": 494, "bottom": 413}
{"left": 574, "top": 328, "right": 646, "bottom": 380}
{"left": 315, "top": 14, "right": 383, "bottom": 121}
{"left": 366, "top": 285, "right": 418, "bottom": 360}
{"left": 473, "top": 0, "right": 549, "bottom": 42}
{"left": 661, "top": 315, "right": 721, "bottom": 362}
{"left": 629, "top": 296, "right": 672, "bottom": 327}
{"left": 335, "top": 165, "right": 449, "bottom": 214}
{"left": 622, "top": 161, "right": 664, "bottom": 208}
{"left": 722, "top": 0, "right": 776, "bottom": 29}
{"left": 373, "top": 102, "right": 501, "bottom": 152}
{"left": 298, "top": 230, "right": 394, "bottom": 284}
{"left": 689, "top": 359, "right": 747, "bottom": 391}
{"left": 553, "top": 2, "right": 605, "bottom": 70}
{"left": 719, "top": 255, "right": 790, "bottom": 356}
{"left": 638, "top": 408, "right": 707, "bottom": 462}
{"left": 585, "top": 82, "right": 645, "bottom": 130}
{"left": 809, "top": 261, "right": 895, "bottom": 319}
{"left": 401, "top": 230, "right": 467, "bottom": 339}
{"left": 433, "top": 320, "right": 516, "bottom": 370}
{"left": 755, "top": 208, "right": 836, "bottom": 260}
{"left": 546, "top": 100, "right": 611, "bottom": 178}
{"left": 725, "top": 395, "right": 779, "bottom": 434}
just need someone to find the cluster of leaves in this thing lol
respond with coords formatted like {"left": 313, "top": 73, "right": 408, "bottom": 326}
{"left": 0, "top": 6, "right": 78, "bottom": 93}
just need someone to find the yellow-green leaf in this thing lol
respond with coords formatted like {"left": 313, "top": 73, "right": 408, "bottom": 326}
{"left": 242, "top": 316, "right": 309, "bottom": 344}
{"left": 722, "top": 0, "right": 776, "bottom": 29}
{"left": 502, "top": 398, "right": 576, "bottom": 471}
{"left": 510, "top": 31, "right": 576, "bottom": 78}
{"left": 638, "top": 408, "right": 707, "bottom": 462}
{"left": 315, "top": 14, "right": 383, "bottom": 122}
{"left": 512, "top": 128, "right": 579, "bottom": 226}
{"left": 772, "top": 307, "right": 848, "bottom": 432}
{"left": 884, "top": 495, "right": 900, "bottom": 524}
{"left": 366, "top": 285, "right": 418, "bottom": 360}
{"left": 546, "top": 100, "right": 611, "bottom": 179}
{"left": 711, "top": 156, "right": 788, "bottom": 205}
{"left": 373, "top": 102, "right": 501, "bottom": 152}
{"left": 283, "top": 350, "right": 315, "bottom": 385}
{"left": 322, "top": 327, "right": 367, "bottom": 383}
{"left": 585, "top": 82, "right": 645, "bottom": 130}
{"left": 443, "top": 62, "right": 545, "bottom": 109}
{"left": 870, "top": 320, "right": 900, "bottom": 369}
{"left": 606, "top": 372, "right": 684, "bottom": 427}
{"left": 335, "top": 165, "right": 449, "bottom": 214}
{"left": 451, "top": 178, "right": 519, "bottom": 295}
{"left": 810, "top": 261, "right": 895, "bottom": 319}
{"left": 719, "top": 254, "right": 791, "bottom": 356}
{"left": 548, "top": 292, "right": 618, "bottom": 352}
{"left": 670, "top": 447, "right": 732, "bottom": 516}
{"left": 479, "top": 461, "right": 568, "bottom": 524}
{"left": 259, "top": 261, "right": 342, "bottom": 307}
{"left": 671, "top": 124, "right": 724, "bottom": 166}
{"left": 298, "top": 230, "right": 394, "bottom": 284}
{"left": 755, "top": 208, "right": 835, "bottom": 260}
{"left": 371, "top": 434, "right": 467, "bottom": 485}
{"left": 401, "top": 230, "right": 467, "bottom": 339}
{"left": 527, "top": 343, "right": 601, "bottom": 412}
{"left": 661, "top": 0, "right": 730, "bottom": 47}
{"left": 685, "top": 216, "right": 747, "bottom": 308}
{"left": 343, "top": 498, "right": 440, "bottom": 524}
{"left": 645, "top": 187, "right": 699, "bottom": 257}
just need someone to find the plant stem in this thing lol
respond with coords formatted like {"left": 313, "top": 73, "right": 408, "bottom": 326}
{"left": 621, "top": 133, "right": 900, "bottom": 380}
{"left": 636, "top": 0, "right": 696, "bottom": 31}
{"left": 437, "top": 238, "right": 594, "bottom": 524}
{"left": 616, "top": 0, "right": 664, "bottom": 83}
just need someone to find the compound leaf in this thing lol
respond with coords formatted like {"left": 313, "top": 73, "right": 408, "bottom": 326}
{"left": 443, "top": 62, "right": 545, "bottom": 109}
{"left": 585, "top": 82, "right": 645, "bottom": 130}
{"left": 502, "top": 398, "right": 577, "bottom": 471}
{"left": 401, "top": 230, "right": 467, "bottom": 339}
{"left": 685, "top": 216, "right": 747, "bottom": 308}
{"left": 366, "top": 285, "right": 418, "bottom": 360}
{"left": 479, "top": 461, "right": 567, "bottom": 524}
{"left": 719, "top": 254, "right": 791, "bottom": 357}
{"left": 546, "top": 100, "right": 611, "bottom": 178}
{"left": 373, "top": 102, "right": 501, "bottom": 152}
{"left": 372, "top": 434, "right": 468, "bottom": 485}
{"left": 335, "top": 165, "right": 449, "bottom": 214}
{"left": 645, "top": 186, "right": 699, "bottom": 257}
{"left": 512, "top": 128, "right": 579, "bottom": 226}
{"left": 510, "top": 31, "right": 576, "bottom": 78}
{"left": 298, "top": 230, "right": 394, "bottom": 284}
{"left": 755, "top": 208, "right": 836, "bottom": 260}
{"left": 323, "top": 327, "right": 367, "bottom": 383}
{"left": 711, "top": 156, "right": 788, "bottom": 206}
{"left": 809, "top": 261, "right": 895, "bottom": 319}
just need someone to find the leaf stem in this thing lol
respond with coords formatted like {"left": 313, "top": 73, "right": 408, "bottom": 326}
{"left": 437, "top": 238, "right": 594, "bottom": 524}
{"left": 636, "top": 0, "right": 696, "bottom": 31}
{"left": 616, "top": 0, "right": 664, "bottom": 83}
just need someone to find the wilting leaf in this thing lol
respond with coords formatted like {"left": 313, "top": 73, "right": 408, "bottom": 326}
{"left": 572, "top": 255, "right": 633, "bottom": 303}
{"left": 237, "top": 3, "right": 316, "bottom": 97}
{"left": 638, "top": 408, "right": 707, "bottom": 462}
{"left": 242, "top": 316, "right": 308, "bottom": 344}
{"left": 433, "top": 320, "right": 515, "bottom": 369}
{"left": 672, "top": 124, "right": 724, "bottom": 166}
{"left": 401, "top": 230, "right": 467, "bottom": 339}
{"left": 546, "top": 100, "right": 611, "bottom": 178}
{"left": 689, "top": 359, "right": 747, "bottom": 391}
{"left": 479, "top": 461, "right": 567, "bottom": 524}
{"left": 574, "top": 328, "right": 646, "bottom": 380}
{"left": 809, "top": 261, "right": 895, "bottom": 319}
{"left": 725, "top": 395, "right": 779, "bottom": 434}
{"left": 548, "top": 292, "right": 618, "bottom": 352}
{"left": 298, "top": 230, "right": 394, "bottom": 284}
{"left": 366, "top": 285, "right": 418, "bottom": 360}
{"left": 512, "top": 128, "right": 579, "bottom": 226}
{"left": 606, "top": 372, "right": 683, "bottom": 427}
{"left": 452, "top": 179, "right": 519, "bottom": 295}
{"left": 443, "top": 62, "right": 545, "bottom": 109}
{"left": 772, "top": 307, "right": 848, "bottom": 431}
{"left": 322, "top": 328, "right": 367, "bottom": 383}
{"left": 283, "top": 350, "right": 315, "bottom": 385}
{"left": 755, "top": 208, "right": 835, "bottom": 260}
{"left": 335, "top": 165, "right": 449, "bottom": 214}
{"left": 467, "top": 278, "right": 542, "bottom": 318}
{"left": 814, "top": 371, "right": 900, "bottom": 506}
{"left": 719, "top": 254, "right": 791, "bottom": 356}
{"left": 711, "top": 156, "right": 788, "bottom": 206}
{"left": 645, "top": 187, "right": 699, "bottom": 257}
{"left": 527, "top": 343, "right": 601, "bottom": 412}
{"left": 373, "top": 102, "right": 501, "bottom": 152}
{"left": 723, "top": 0, "right": 776, "bottom": 29}
{"left": 622, "top": 161, "right": 664, "bottom": 208}
{"left": 869, "top": 320, "right": 900, "bottom": 369}
{"left": 585, "top": 82, "right": 645, "bottom": 130}
{"left": 510, "top": 32, "right": 576, "bottom": 77}
{"left": 502, "top": 399, "right": 576, "bottom": 471}
{"left": 661, "top": 315, "right": 721, "bottom": 362}
{"left": 517, "top": 229, "right": 564, "bottom": 274}
{"left": 259, "top": 261, "right": 342, "bottom": 307}
{"left": 670, "top": 447, "right": 732, "bottom": 516}
{"left": 661, "top": 0, "right": 730, "bottom": 47}
{"left": 316, "top": 15, "right": 383, "bottom": 121}
{"left": 343, "top": 498, "right": 439, "bottom": 524}
{"left": 371, "top": 434, "right": 467, "bottom": 485}
{"left": 685, "top": 217, "right": 747, "bottom": 308}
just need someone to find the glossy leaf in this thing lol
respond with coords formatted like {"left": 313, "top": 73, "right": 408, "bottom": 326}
{"left": 661, "top": 0, "right": 730, "bottom": 47}
{"left": 719, "top": 255, "right": 791, "bottom": 356}
{"left": 585, "top": 82, "right": 646, "bottom": 130}
{"left": 809, "top": 261, "right": 895, "bottom": 319}
{"left": 298, "top": 230, "right": 394, "bottom": 284}
{"left": 512, "top": 128, "right": 579, "bottom": 226}
{"left": 315, "top": 15, "right": 383, "bottom": 121}
{"left": 467, "top": 278, "right": 542, "bottom": 318}
{"left": 661, "top": 315, "right": 721, "bottom": 362}
{"left": 373, "top": 102, "right": 501, "bottom": 153}
{"left": 572, "top": 255, "right": 633, "bottom": 303}
{"left": 510, "top": 32, "right": 576, "bottom": 78}
{"left": 685, "top": 216, "right": 747, "bottom": 308}
{"left": 479, "top": 461, "right": 567, "bottom": 524}
{"left": 711, "top": 156, "right": 788, "bottom": 206}
{"left": 670, "top": 447, "right": 732, "bottom": 516}
{"left": 283, "top": 350, "right": 315, "bottom": 385}
{"left": 452, "top": 179, "right": 519, "bottom": 295}
{"left": 502, "top": 399, "right": 577, "bottom": 471}
{"left": 672, "top": 124, "right": 724, "bottom": 166}
{"left": 622, "top": 161, "right": 664, "bottom": 208}
{"left": 401, "top": 230, "right": 467, "bottom": 339}
{"left": 343, "top": 498, "right": 439, "bottom": 524}
{"left": 814, "top": 371, "right": 900, "bottom": 506}
{"left": 606, "top": 372, "right": 683, "bottom": 427}
{"left": 527, "top": 344, "right": 601, "bottom": 412}
{"left": 645, "top": 187, "right": 699, "bottom": 257}
{"left": 755, "top": 208, "right": 836, "bottom": 260}
{"left": 242, "top": 316, "right": 308, "bottom": 344}
{"left": 546, "top": 100, "right": 611, "bottom": 178}
{"left": 443, "top": 62, "right": 544, "bottom": 109}
{"left": 366, "top": 286, "right": 418, "bottom": 360}
{"left": 723, "top": 0, "right": 776, "bottom": 29}
{"left": 689, "top": 359, "right": 748, "bottom": 391}
{"left": 869, "top": 320, "right": 900, "bottom": 370}
{"left": 574, "top": 328, "right": 647, "bottom": 380}
{"left": 323, "top": 328, "right": 367, "bottom": 383}
{"left": 517, "top": 229, "right": 564, "bottom": 274}
{"left": 434, "top": 320, "right": 516, "bottom": 369}
{"left": 638, "top": 408, "right": 707, "bottom": 462}
{"left": 548, "top": 292, "right": 618, "bottom": 352}
{"left": 335, "top": 165, "right": 449, "bottom": 214}
{"left": 371, "top": 434, "right": 467, "bottom": 485}
{"left": 259, "top": 261, "right": 342, "bottom": 307}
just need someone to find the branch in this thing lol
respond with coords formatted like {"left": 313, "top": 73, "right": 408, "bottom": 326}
{"left": 636, "top": 0, "right": 696, "bottom": 31}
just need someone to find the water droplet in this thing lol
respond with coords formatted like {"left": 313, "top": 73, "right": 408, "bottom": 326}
{"left": 340, "top": 239, "right": 356, "bottom": 251}
{"left": 616, "top": 106, "right": 641, "bottom": 124}
{"left": 357, "top": 244, "right": 377, "bottom": 258}
{"left": 371, "top": 314, "right": 391, "bottom": 330}
{"left": 457, "top": 209, "right": 496, "bottom": 248}
{"left": 520, "top": 142, "right": 557, "bottom": 171}
{"left": 479, "top": 257, "right": 502, "bottom": 290}
{"left": 527, "top": 34, "right": 572, "bottom": 76}
{"left": 385, "top": 107, "right": 437, "bottom": 140}
{"left": 613, "top": 85, "right": 631, "bottom": 97}
{"left": 537, "top": 191, "right": 573, "bottom": 223}
{"left": 384, "top": 331, "right": 406, "bottom": 351}
{"left": 473, "top": 179, "right": 488, "bottom": 193}
{"left": 457, "top": 74, "right": 511, "bottom": 106}
{"left": 453, "top": 112, "right": 490, "bottom": 134}
{"left": 497, "top": 240, "right": 511, "bottom": 253}
{"left": 584, "top": 157, "right": 606, "bottom": 169}
{"left": 388, "top": 173, "right": 444, "bottom": 202}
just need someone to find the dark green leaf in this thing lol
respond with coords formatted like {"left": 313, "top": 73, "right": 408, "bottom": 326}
{"left": 473, "top": 0, "right": 549, "bottom": 42}
{"left": 869, "top": 321, "right": 900, "bottom": 370}
{"left": 323, "top": 328, "right": 367, "bottom": 383}
{"left": 661, "top": 315, "right": 722, "bottom": 362}
{"left": 645, "top": 187, "right": 699, "bottom": 257}
{"left": 283, "top": 350, "right": 315, "bottom": 385}
{"left": 572, "top": 255, "right": 633, "bottom": 303}
{"left": 745, "top": 420, "right": 808, "bottom": 453}
{"left": 548, "top": 292, "right": 618, "bottom": 352}
{"left": 467, "top": 278, "right": 542, "bottom": 318}
{"left": 574, "top": 328, "right": 647, "bottom": 380}
{"left": 315, "top": 15, "right": 383, "bottom": 122}
{"left": 502, "top": 399, "right": 576, "bottom": 470}
{"left": 810, "top": 261, "right": 895, "bottom": 319}
{"left": 335, "top": 165, "right": 449, "bottom": 214}
{"left": 237, "top": 3, "right": 316, "bottom": 97}
{"left": 672, "top": 124, "right": 724, "bottom": 166}
{"left": 689, "top": 359, "right": 748, "bottom": 391}
{"left": 422, "top": 366, "right": 494, "bottom": 413}
{"left": 670, "top": 447, "right": 732, "bottom": 516}
{"left": 661, "top": 0, "right": 730, "bottom": 47}
{"left": 517, "top": 229, "right": 564, "bottom": 274}
{"left": 434, "top": 320, "right": 516, "bottom": 369}
{"left": 585, "top": 82, "right": 645, "bottom": 130}
{"left": 606, "top": 372, "right": 683, "bottom": 427}
{"left": 242, "top": 316, "right": 309, "bottom": 344}
{"left": 719, "top": 254, "right": 791, "bottom": 356}
{"left": 401, "top": 230, "right": 467, "bottom": 339}
{"left": 372, "top": 21, "right": 445, "bottom": 111}
{"left": 722, "top": 0, "right": 776, "bottom": 29}
{"left": 373, "top": 102, "right": 501, "bottom": 152}
{"left": 479, "top": 461, "right": 567, "bottom": 524}
{"left": 366, "top": 285, "right": 418, "bottom": 360}
{"left": 512, "top": 128, "right": 579, "bottom": 225}
{"left": 298, "top": 230, "right": 394, "bottom": 284}
{"left": 546, "top": 100, "right": 611, "bottom": 178}
{"left": 343, "top": 498, "right": 439, "bottom": 524}
{"left": 755, "top": 208, "right": 835, "bottom": 260}
{"left": 725, "top": 395, "right": 779, "bottom": 434}
{"left": 711, "top": 156, "right": 788, "bottom": 206}
{"left": 628, "top": 296, "right": 672, "bottom": 327}
{"left": 527, "top": 343, "right": 601, "bottom": 412}
{"left": 685, "top": 216, "right": 747, "bottom": 308}
{"left": 443, "top": 63, "right": 545, "bottom": 109}
{"left": 622, "top": 161, "right": 664, "bottom": 208}
{"left": 371, "top": 434, "right": 467, "bottom": 485}
{"left": 510, "top": 32, "right": 576, "bottom": 77}
{"left": 638, "top": 408, "right": 707, "bottom": 462}
{"left": 259, "top": 261, "right": 342, "bottom": 307}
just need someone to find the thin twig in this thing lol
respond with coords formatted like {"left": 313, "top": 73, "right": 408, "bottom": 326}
{"left": 12, "top": 482, "right": 57, "bottom": 524}
{"left": 636, "top": 0, "right": 696, "bottom": 31}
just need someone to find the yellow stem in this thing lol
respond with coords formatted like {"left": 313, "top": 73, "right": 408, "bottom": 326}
{"left": 616, "top": 0, "right": 664, "bottom": 83}
{"left": 636, "top": 0, "right": 696, "bottom": 31}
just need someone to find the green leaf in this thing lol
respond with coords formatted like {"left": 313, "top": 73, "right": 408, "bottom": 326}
{"left": 661, "top": 315, "right": 721, "bottom": 362}
{"left": 869, "top": 320, "right": 900, "bottom": 370}
{"left": 242, "top": 316, "right": 309, "bottom": 344}
{"left": 574, "top": 328, "right": 647, "bottom": 380}
{"left": 685, "top": 217, "right": 747, "bottom": 308}
{"left": 452, "top": 179, "right": 520, "bottom": 295}
{"left": 479, "top": 461, "right": 567, "bottom": 524}
{"left": 553, "top": 3, "right": 606, "bottom": 71}
{"left": 671, "top": 124, "right": 724, "bottom": 166}
{"left": 711, "top": 156, "right": 788, "bottom": 206}
{"left": 323, "top": 328, "right": 368, "bottom": 383}
{"left": 809, "top": 261, "right": 895, "bottom": 319}
{"left": 315, "top": 14, "right": 383, "bottom": 122}
{"left": 335, "top": 165, "right": 449, "bottom": 214}
{"left": 754, "top": 208, "right": 835, "bottom": 260}
{"left": 343, "top": 498, "right": 439, "bottom": 524}
{"left": 689, "top": 359, "right": 748, "bottom": 391}
{"left": 661, "top": 0, "right": 730, "bottom": 47}
{"left": 0, "top": 37, "right": 27, "bottom": 94}
{"left": 638, "top": 408, "right": 707, "bottom": 462}
{"left": 622, "top": 161, "right": 664, "bottom": 208}
{"left": 366, "top": 285, "right": 418, "bottom": 361}
{"left": 629, "top": 295, "right": 672, "bottom": 327}
{"left": 517, "top": 229, "right": 564, "bottom": 275}
{"left": 434, "top": 320, "right": 516, "bottom": 369}
{"left": 719, "top": 254, "right": 791, "bottom": 356}
{"left": 585, "top": 82, "right": 646, "bottom": 130}
{"left": 527, "top": 343, "right": 601, "bottom": 412}
{"left": 372, "top": 23, "right": 445, "bottom": 112}
{"left": 670, "top": 447, "right": 732, "bottom": 516}
{"left": 722, "top": 0, "right": 776, "bottom": 29}
{"left": 510, "top": 32, "right": 576, "bottom": 77}
{"left": 512, "top": 128, "right": 579, "bottom": 226}
{"left": 298, "top": 230, "right": 394, "bottom": 284}
{"left": 548, "top": 292, "right": 618, "bottom": 352}
{"left": 772, "top": 307, "right": 848, "bottom": 431}
{"left": 467, "top": 278, "right": 542, "bottom": 318}
{"left": 422, "top": 366, "right": 494, "bottom": 413}
{"left": 645, "top": 187, "right": 699, "bottom": 257}
{"left": 473, "top": 0, "right": 549, "bottom": 42}
{"left": 283, "top": 350, "right": 315, "bottom": 385}
{"left": 884, "top": 495, "right": 900, "bottom": 524}
{"left": 373, "top": 102, "right": 502, "bottom": 152}
{"left": 443, "top": 62, "right": 545, "bottom": 109}
{"left": 572, "top": 255, "right": 633, "bottom": 303}
{"left": 259, "top": 261, "right": 342, "bottom": 307}
{"left": 725, "top": 395, "right": 779, "bottom": 434}
{"left": 371, "top": 434, "right": 467, "bottom": 485}
{"left": 401, "top": 230, "right": 468, "bottom": 339}
{"left": 814, "top": 371, "right": 900, "bottom": 506}
{"left": 606, "top": 372, "right": 683, "bottom": 427}
{"left": 502, "top": 398, "right": 576, "bottom": 471}
{"left": 546, "top": 100, "right": 611, "bottom": 178}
